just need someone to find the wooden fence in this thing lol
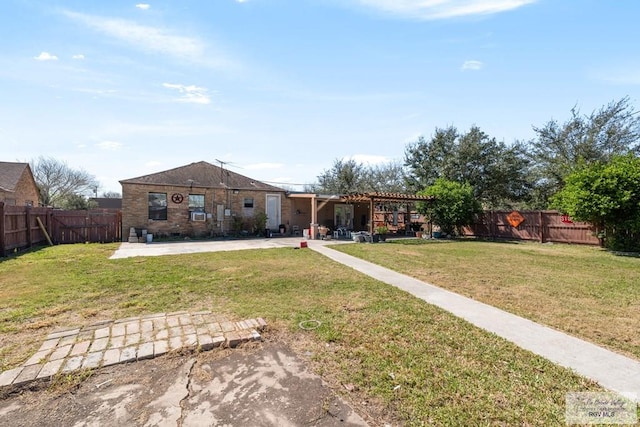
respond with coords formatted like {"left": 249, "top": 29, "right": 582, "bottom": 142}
{"left": 0, "top": 202, "right": 122, "bottom": 257}
{"left": 462, "top": 210, "right": 600, "bottom": 245}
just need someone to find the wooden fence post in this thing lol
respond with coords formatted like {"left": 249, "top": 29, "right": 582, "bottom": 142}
{"left": 0, "top": 202, "right": 5, "bottom": 256}
{"left": 489, "top": 210, "right": 495, "bottom": 239}
{"left": 539, "top": 210, "right": 544, "bottom": 243}
{"left": 48, "top": 208, "right": 54, "bottom": 244}
{"left": 25, "top": 206, "right": 32, "bottom": 248}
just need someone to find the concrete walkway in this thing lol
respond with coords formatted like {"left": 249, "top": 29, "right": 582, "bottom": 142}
{"left": 309, "top": 243, "right": 640, "bottom": 402}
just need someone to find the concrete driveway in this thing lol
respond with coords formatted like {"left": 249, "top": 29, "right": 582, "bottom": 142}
{"left": 110, "top": 237, "right": 350, "bottom": 259}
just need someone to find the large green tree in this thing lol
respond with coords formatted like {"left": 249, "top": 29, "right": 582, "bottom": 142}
{"left": 311, "top": 158, "right": 407, "bottom": 194}
{"left": 417, "top": 179, "right": 481, "bottom": 236}
{"left": 312, "top": 159, "right": 367, "bottom": 194}
{"left": 551, "top": 154, "right": 640, "bottom": 251}
{"left": 530, "top": 97, "right": 640, "bottom": 207}
{"left": 363, "top": 161, "right": 407, "bottom": 193}
{"left": 405, "top": 125, "right": 531, "bottom": 208}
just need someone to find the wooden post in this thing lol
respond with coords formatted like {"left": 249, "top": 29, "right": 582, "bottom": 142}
{"left": 36, "top": 217, "right": 53, "bottom": 246}
{"left": 489, "top": 210, "right": 495, "bottom": 239}
{"left": 539, "top": 210, "right": 544, "bottom": 243}
{"left": 0, "top": 202, "right": 5, "bottom": 257}
{"left": 369, "top": 198, "right": 374, "bottom": 235}
{"left": 47, "top": 208, "right": 54, "bottom": 244}
{"left": 25, "top": 206, "right": 32, "bottom": 248}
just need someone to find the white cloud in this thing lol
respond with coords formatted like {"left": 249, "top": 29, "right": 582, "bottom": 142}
{"left": 64, "top": 11, "right": 201, "bottom": 58}
{"left": 355, "top": 0, "right": 537, "bottom": 20}
{"left": 34, "top": 52, "right": 58, "bottom": 61}
{"left": 135, "top": 3, "right": 151, "bottom": 10}
{"left": 162, "top": 83, "right": 211, "bottom": 104}
{"left": 589, "top": 65, "right": 640, "bottom": 85}
{"left": 72, "top": 54, "right": 85, "bottom": 60}
{"left": 461, "top": 60, "right": 483, "bottom": 70}
{"left": 96, "top": 140, "right": 124, "bottom": 150}
{"left": 244, "top": 162, "right": 284, "bottom": 170}
{"left": 62, "top": 10, "right": 236, "bottom": 69}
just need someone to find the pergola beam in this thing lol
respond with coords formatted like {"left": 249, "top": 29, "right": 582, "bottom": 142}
{"left": 340, "top": 192, "right": 435, "bottom": 234}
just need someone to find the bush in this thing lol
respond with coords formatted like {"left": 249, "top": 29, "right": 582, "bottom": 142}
{"left": 416, "top": 179, "right": 481, "bottom": 236}
{"left": 551, "top": 154, "right": 640, "bottom": 252}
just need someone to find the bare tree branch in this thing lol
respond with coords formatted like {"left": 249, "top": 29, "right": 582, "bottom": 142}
{"left": 30, "top": 156, "right": 99, "bottom": 207}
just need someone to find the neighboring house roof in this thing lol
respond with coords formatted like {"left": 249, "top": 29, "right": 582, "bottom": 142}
{"left": 119, "top": 161, "right": 285, "bottom": 192}
{"left": 0, "top": 162, "right": 33, "bottom": 192}
{"left": 90, "top": 198, "right": 122, "bottom": 209}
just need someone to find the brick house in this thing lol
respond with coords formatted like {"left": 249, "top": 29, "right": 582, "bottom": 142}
{"left": 0, "top": 162, "right": 39, "bottom": 207}
{"left": 119, "top": 161, "right": 292, "bottom": 239}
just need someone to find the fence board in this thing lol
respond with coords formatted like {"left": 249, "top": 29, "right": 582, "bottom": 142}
{"left": 463, "top": 210, "right": 600, "bottom": 246}
{"left": 1, "top": 203, "right": 121, "bottom": 256}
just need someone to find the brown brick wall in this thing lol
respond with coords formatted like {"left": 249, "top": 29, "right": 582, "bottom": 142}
{"left": 121, "top": 183, "right": 291, "bottom": 240}
{"left": 0, "top": 170, "right": 39, "bottom": 207}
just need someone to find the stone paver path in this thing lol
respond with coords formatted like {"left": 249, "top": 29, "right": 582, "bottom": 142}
{"left": 0, "top": 311, "right": 266, "bottom": 390}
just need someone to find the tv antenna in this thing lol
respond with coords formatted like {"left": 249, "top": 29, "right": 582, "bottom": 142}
{"left": 215, "top": 159, "right": 227, "bottom": 185}
{"left": 215, "top": 159, "right": 243, "bottom": 169}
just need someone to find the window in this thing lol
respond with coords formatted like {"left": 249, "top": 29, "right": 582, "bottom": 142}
{"left": 188, "top": 194, "right": 205, "bottom": 212}
{"left": 148, "top": 193, "right": 167, "bottom": 220}
{"left": 243, "top": 198, "right": 254, "bottom": 208}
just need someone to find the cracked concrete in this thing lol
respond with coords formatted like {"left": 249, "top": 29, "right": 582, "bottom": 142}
{"left": 176, "top": 359, "right": 197, "bottom": 427}
{"left": 0, "top": 342, "right": 367, "bottom": 427}
{"left": 145, "top": 359, "right": 195, "bottom": 427}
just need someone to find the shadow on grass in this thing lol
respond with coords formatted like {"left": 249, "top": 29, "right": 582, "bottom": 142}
{"left": 387, "top": 237, "right": 524, "bottom": 246}
{"left": 0, "top": 244, "right": 50, "bottom": 263}
{"left": 607, "top": 250, "right": 640, "bottom": 258}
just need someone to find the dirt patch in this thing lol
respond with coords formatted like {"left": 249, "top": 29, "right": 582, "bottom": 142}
{"left": 0, "top": 341, "right": 368, "bottom": 427}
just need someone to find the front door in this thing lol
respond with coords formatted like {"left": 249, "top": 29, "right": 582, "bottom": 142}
{"left": 266, "top": 194, "right": 281, "bottom": 231}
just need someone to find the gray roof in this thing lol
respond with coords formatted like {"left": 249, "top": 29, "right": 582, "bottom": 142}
{"left": 0, "top": 162, "right": 32, "bottom": 192}
{"left": 120, "top": 161, "right": 285, "bottom": 192}
{"left": 90, "top": 198, "right": 123, "bottom": 209}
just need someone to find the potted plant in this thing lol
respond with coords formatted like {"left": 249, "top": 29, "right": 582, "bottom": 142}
{"left": 375, "top": 225, "right": 388, "bottom": 242}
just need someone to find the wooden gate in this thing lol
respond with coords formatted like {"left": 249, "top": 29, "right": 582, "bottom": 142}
{"left": 1, "top": 203, "right": 122, "bottom": 256}
{"left": 51, "top": 210, "right": 122, "bottom": 244}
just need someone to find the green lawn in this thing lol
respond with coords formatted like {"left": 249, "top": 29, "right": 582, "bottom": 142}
{"left": 0, "top": 243, "right": 606, "bottom": 425}
{"left": 334, "top": 238, "right": 640, "bottom": 360}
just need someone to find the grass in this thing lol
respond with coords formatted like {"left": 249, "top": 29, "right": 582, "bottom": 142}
{"left": 0, "top": 243, "right": 608, "bottom": 425}
{"left": 334, "top": 238, "right": 640, "bottom": 360}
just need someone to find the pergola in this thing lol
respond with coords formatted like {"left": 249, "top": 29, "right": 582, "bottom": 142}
{"left": 341, "top": 192, "right": 435, "bottom": 235}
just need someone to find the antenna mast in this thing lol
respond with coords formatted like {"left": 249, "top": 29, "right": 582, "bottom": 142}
{"left": 215, "top": 159, "right": 226, "bottom": 184}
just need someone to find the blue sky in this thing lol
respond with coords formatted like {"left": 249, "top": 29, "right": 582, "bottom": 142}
{"left": 1, "top": 0, "right": 638, "bottom": 193}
